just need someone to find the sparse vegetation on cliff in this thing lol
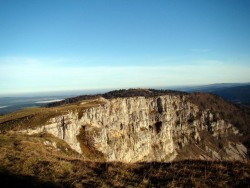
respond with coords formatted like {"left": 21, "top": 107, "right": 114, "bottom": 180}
{"left": 0, "top": 99, "right": 103, "bottom": 132}
{"left": 46, "top": 88, "right": 187, "bottom": 108}
{"left": 187, "top": 92, "right": 250, "bottom": 158}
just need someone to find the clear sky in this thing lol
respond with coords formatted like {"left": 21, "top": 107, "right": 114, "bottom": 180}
{"left": 0, "top": 0, "right": 250, "bottom": 95}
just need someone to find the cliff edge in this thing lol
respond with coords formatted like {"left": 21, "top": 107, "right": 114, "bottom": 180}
{"left": 1, "top": 89, "right": 249, "bottom": 162}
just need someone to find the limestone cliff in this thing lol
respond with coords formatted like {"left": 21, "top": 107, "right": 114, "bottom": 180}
{"left": 21, "top": 95, "right": 248, "bottom": 162}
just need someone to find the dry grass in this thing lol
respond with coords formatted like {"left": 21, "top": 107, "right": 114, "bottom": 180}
{"left": 76, "top": 126, "right": 105, "bottom": 161}
{"left": 0, "top": 99, "right": 104, "bottom": 132}
{"left": 79, "top": 160, "right": 250, "bottom": 188}
{"left": 0, "top": 132, "right": 80, "bottom": 187}
{"left": 0, "top": 133, "right": 249, "bottom": 187}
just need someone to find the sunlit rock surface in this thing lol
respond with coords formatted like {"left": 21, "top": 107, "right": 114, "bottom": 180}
{"left": 22, "top": 96, "right": 248, "bottom": 162}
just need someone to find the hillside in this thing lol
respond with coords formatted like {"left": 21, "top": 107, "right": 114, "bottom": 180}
{"left": 1, "top": 89, "right": 250, "bottom": 158}
{"left": 211, "top": 85, "right": 250, "bottom": 106}
{"left": 0, "top": 133, "right": 249, "bottom": 187}
{"left": 181, "top": 84, "right": 250, "bottom": 107}
{"left": 0, "top": 89, "right": 250, "bottom": 187}
{"left": 187, "top": 92, "right": 250, "bottom": 157}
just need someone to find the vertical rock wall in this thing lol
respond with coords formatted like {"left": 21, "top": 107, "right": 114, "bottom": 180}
{"left": 22, "top": 96, "right": 247, "bottom": 162}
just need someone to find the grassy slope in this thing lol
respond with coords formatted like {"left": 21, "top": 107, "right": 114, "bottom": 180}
{"left": 0, "top": 99, "right": 104, "bottom": 132}
{"left": 0, "top": 133, "right": 249, "bottom": 188}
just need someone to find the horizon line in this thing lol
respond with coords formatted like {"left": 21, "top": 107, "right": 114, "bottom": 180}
{"left": 0, "top": 82, "right": 249, "bottom": 97}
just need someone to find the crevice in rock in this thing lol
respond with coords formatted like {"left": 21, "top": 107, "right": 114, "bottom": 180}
{"left": 155, "top": 121, "right": 162, "bottom": 134}
{"left": 76, "top": 125, "right": 105, "bottom": 160}
{"left": 61, "top": 116, "right": 67, "bottom": 140}
{"left": 157, "top": 97, "right": 163, "bottom": 114}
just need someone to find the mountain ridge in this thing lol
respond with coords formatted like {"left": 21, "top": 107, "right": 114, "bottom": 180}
{"left": 1, "top": 88, "right": 250, "bottom": 187}
{"left": 1, "top": 89, "right": 249, "bottom": 161}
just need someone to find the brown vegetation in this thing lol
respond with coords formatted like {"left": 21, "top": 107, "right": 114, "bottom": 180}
{"left": 0, "top": 99, "right": 103, "bottom": 132}
{"left": 187, "top": 92, "right": 250, "bottom": 158}
{"left": 46, "top": 88, "right": 187, "bottom": 108}
{"left": 0, "top": 133, "right": 249, "bottom": 187}
{"left": 76, "top": 126, "right": 105, "bottom": 160}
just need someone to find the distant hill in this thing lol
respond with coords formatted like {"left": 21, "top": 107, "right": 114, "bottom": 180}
{"left": 176, "top": 83, "right": 250, "bottom": 107}
{"left": 177, "top": 83, "right": 250, "bottom": 93}
{"left": 211, "top": 85, "right": 250, "bottom": 106}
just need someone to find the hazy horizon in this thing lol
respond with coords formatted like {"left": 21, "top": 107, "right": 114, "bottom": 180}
{"left": 0, "top": 82, "right": 249, "bottom": 98}
{"left": 1, "top": 0, "right": 250, "bottom": 95}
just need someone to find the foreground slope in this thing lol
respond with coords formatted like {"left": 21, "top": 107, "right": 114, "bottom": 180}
{"left": 0, "top": 133, "right": 249, "bottom": 187}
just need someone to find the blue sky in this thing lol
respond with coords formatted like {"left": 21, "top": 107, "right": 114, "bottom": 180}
{"left": 0, "top": 0, "right": 250, "bottom": 95}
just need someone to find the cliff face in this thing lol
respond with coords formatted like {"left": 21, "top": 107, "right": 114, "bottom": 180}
{"left": 22, "top": 95, "right": 247, "bottom": 162}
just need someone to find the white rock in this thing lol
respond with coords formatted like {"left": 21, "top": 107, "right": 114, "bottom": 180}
{"left": 20, "top": 95, "right": 247, "bottom": 162}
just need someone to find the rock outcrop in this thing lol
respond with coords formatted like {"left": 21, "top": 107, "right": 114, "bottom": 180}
{"left": 21, "top": 95, "right": 248, "bottom": 162}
